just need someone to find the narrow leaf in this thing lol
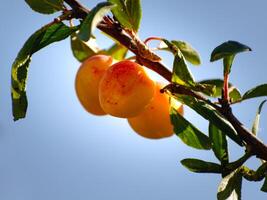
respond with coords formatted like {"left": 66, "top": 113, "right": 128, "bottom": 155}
{"left": 210, "top": 40, "right": 251, "bottom": 62}
{"left": 105, "top": 43, "right": 128, "bottom": 60}
{"left": 175, "top": 95, "right": 243, "bottom": 146}
{"left": 209, "top": 123, "right": 229, "bottom": 163}
{"left": 25, "top": 0, "right": 63, "bottom": 14}
{"left": 170, "top": 108, "right": 211, "bottom": 150}
{"left": 172, "top": 52, "right": 195, "bottom": 87}
{"left": 217, "top": 169, "right": 243, "bottom": 200}
{"left": 11, "top": 22, "right": 77, "bottom": 120}
{"left": 171, "top": 40, "right": 201, "bottom": 65}
{"left": 252, "top": 100, "right": 267, "bottom": 136}
{"left": 71, "top": 33, "right": 100, "bottom": 62}
{"left": 242, "top": 84, "right": 267, "bottom": 100}
{"left": 261, "top": 176, "right": 267, "bottom": 192}
{"left": 108, "top": 0, "right": 142, "bottom": 32}
{"left": 181, "top": 158, "right": 222, "bottom": 173}
{"left": 78, "top": 2, "right": 115, "bottom": 41}
{"left": 223, "top": 55, "right": 234, "bottom": 75}
{"left": 199, "top": 79, "right": 241, "bottom": 102}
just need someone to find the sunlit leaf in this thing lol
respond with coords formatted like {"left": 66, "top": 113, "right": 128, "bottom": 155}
{"left": 181, "top": 158, "right": 222, "bottom": 173}
{"left": 105, "top": 43, "right": 128, "bottom": 60}
{"left": 162, "top": 39, "right": 195, "bottom": 87}
{"left": 170, "top": 108, "right": 211, "bottom": 150}
{"left": 252, "top": 100, "right": 267, "bottom": 136}
{"left": 78, "top": 2, "right": 115, "bottom": 41}
{"left": 71, "top": 33, "right": 100, "bottom": 62}
{"left": 25, "top": 0, "right": 63, "bottom": 14}
{"left": 172, "top": 52, "right": 195, "bottom": 87}
{"left": 108, "top": 0, "right": 142, "bottom": 32}
{"left": 242, "top": 84, "right": 267, "bottom": 100}
{"left": 171, "top": 40, "right": 201, "bottom": 65}
{"left": 209, "top": 123, "right": 229, "bottom": 163}
{"left": 11, "top": 22, "right": 77, "bottom": 120}
{"left": 161, "top": 39, "right": 199, "bottom": 89}
{"left": 217, "top": 169, "right": 242, "bottom": 200}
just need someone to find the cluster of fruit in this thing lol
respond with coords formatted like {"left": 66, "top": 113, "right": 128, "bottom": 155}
{"left": 75, "top": 55, "right": 184, "bottom": 139}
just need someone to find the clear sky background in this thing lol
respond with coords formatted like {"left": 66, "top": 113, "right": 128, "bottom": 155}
{"left": 1, "top": 0, "right": 267, "bottom": 199}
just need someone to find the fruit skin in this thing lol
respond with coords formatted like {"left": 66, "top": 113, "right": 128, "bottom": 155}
{"left": 99, "top": 60, "right": 155, "bottom": 118}
{"left": 127, "top": 83, "right": 184, "bottom": 139}
{"left": 75, "top": 55, "right": 113, "bottom": 115}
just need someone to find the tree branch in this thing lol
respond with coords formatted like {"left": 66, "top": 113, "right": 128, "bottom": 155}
{"left": 63, "top": 0, "right": 267, "bottom": 161}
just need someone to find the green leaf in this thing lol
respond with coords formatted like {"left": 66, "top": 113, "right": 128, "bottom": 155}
{"left": 261, "top": 176, "right": 267, "bottom": 192}
{"left": 223, "top": 55, "right": 234, "bottom": 75}
{"left": 171, "top": 40, "right": 201, "bottom": 65}
{"left": 252, "top": 100, "right": 267, "bottom": 136}
{"left": 71, "top": 33, "right": 100, "bottom": 62}
{"left": 181, "top": 158, "right": 222, "bottom": 173}
{"left": 209, "top": 123, "right": 229, "bottom": 163}
{"left": 25, "top": 0, "right": 63, "bottom": 14}
{"left": 199, "top": 79, "right": 242, "bottom": 102}
{"left": 162, "top": 39, "right": 198, "bottom": 88}
{"left": 172, "top": 52, "right": 195, "bottom": 87}
{"left": 11, "top": 22, "right": 77, "bottom": 121}
{"left": 78, "top": 2, "right": 115, "bottom": 41}
{"left": 210, "top": 40, "right": 251, "bottom": 62}
{"left": 175, "top": 95, "right": 243, "bottom": 146}
{"left": 217, "top": 169, "right": 242, "bottom": 200}
{"left": 108, "top": 0, "right": 142, "bottom": 32}
{"left": 161, "top": 39, "right": 212, "bottom": 96}
{"left": 105, "top": 43, "right": 128, "bottom": 60}
{"left": 211, "top": 41, "right": 251, "bottom": 75}
{"left": 170, "top": 108, "right": 211, "bottom": 150}
{"left": 242, "top": 84, "right": 267, "bottom": 100}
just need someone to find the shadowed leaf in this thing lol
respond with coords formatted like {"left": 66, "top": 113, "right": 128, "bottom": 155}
{"left": 25, "top": 0, "right": 63, "bottom": 14}
{"left": 261, "top": 176, "right": 267, "bottom": 192}
{"left": 173, "top": 95, "right": 243, "bottom": 146}
{"left": 171, "top": 108, "right": 211, "bottom": 150}
{"left": 78, "top": 2, "right": 115, "bottom": 41}
{"left": 181, "top": 158, "right": 221, "bottom": 173}
{"left": 211, "top": 41, "right": 251, "bottom": 75}
{"left": 199, "top": 79, "right": 241, "bottom": 102}
{"left": 11, "top": 22, "right": 77, "bottom": 120}
{"left": 217, "top": 169, "right": 242, "bottom": 200}
{"left": 209, "top": 123, "right": 229, "bottom": 163}
{"left": 210, "top": 41, "right": 251, "bottom": 62}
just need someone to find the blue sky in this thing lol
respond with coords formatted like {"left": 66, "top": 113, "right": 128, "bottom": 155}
{"left": 1, "top": 0, "right": 267, "bottom": 199}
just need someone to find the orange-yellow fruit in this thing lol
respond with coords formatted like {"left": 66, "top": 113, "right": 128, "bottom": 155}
{"left": 99, "top": 60, "right": 155, "bottom": 118}
{"left": 128, "top": 83, "right": 184, "bottom": 139}
{"left": 75, "top": 55, "right": 113, "bottom": 115}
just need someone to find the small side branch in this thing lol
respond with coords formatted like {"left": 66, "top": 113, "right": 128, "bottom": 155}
{"left": 63, "top": 0, "right": 267, "bottom": 161}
